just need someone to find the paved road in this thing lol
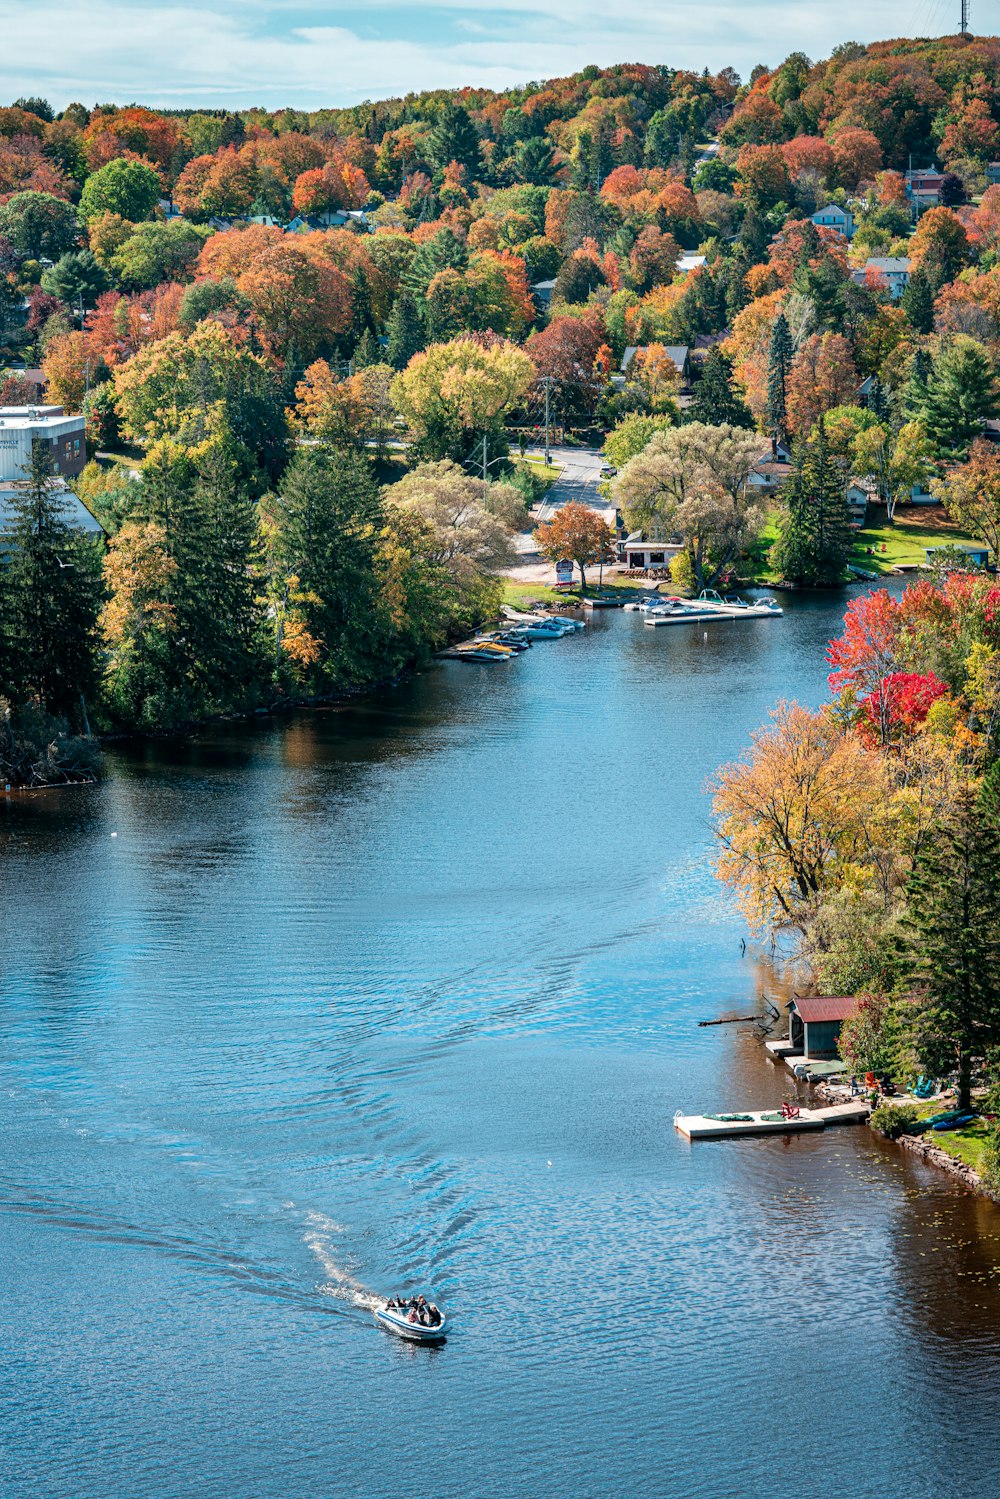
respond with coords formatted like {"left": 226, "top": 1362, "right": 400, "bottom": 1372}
{"left": 532, "top": 446, "right": 606, "bottom": 522}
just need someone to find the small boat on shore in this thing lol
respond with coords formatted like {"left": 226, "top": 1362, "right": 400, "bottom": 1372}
{"left": 375, "top": 1301, "right": 447, "bottom": 1343}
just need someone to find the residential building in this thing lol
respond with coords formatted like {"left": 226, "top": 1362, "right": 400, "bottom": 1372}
{"left": 676, "top": 253, "right": 707, "bottom": 275}
{"left": 845, "top": 480, "right": 874, "bottom": 528}
{"left": 811, "top": 204, "right": 854, "bottom": 239}
{"left": 988, "top": 162, "right": 1000, "bottom": 186}
{"left": 618, "top": 530, "right": 683, "bottom": 571}
{"left": 925, "top": 543, "right": 991, "bottom": 569}
{"left": 851, "top": 256, "right": 911, "bottom": 299}
{"left": 746, "top": 440, "right": 793, "bottom": 497}
{"left": 0, "top": 406, "right": 86, "bottom": 482}
{"left": 531, "top": 278, "right": 556, "bottom": 308}
{"left": 905, "top": 168, "right": 947, "bottom": 212}
{"left": 620, "top": 345, "right": 691, "bottom": 384}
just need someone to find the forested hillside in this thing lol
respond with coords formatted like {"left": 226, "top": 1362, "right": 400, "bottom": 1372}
{"left": 4, "top": 34, "right": 1000, "bottom": 781}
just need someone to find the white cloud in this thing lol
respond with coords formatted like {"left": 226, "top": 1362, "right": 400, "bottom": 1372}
{"left": 0, "top": 0, "right": 924, "bottom": 109}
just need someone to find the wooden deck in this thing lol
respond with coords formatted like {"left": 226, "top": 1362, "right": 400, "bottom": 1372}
{"left": 674, "top": 1101, "right": 870, "bottom": 1141}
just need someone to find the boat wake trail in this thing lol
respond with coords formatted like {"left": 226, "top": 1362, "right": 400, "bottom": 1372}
{"left": 304, "top": 1211, "right": 384, "bottom": 1312}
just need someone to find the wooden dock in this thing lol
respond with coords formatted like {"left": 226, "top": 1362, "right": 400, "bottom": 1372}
{"left": 674, "top": 1101, "right": 870, "bottom": 1141}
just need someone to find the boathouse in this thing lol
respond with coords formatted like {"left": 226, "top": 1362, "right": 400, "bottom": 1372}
{"left": 787, "top": 995, "right": 855, "bottom": 1059}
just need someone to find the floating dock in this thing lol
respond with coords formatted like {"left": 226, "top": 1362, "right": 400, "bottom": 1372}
{"left": 674, "top": 1102, "right": 870, "bottom": 1140}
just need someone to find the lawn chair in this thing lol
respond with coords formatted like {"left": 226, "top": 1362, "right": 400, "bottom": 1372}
{"left": 913, "top": 1076, "right": 935, "bottom": 1100}
{"left": 780, "top": 1100, "right": 800, "bottom": 1120}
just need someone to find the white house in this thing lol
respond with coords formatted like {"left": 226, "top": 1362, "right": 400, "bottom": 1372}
{"left": 851, "top": 257, "right": 911, "bottom": 299}
{"left": 618, "top": 530, "right": 683, "bottom": 571}
{"left": 811, "top": 204, "right": 854, "bottom": 240}
{"left": 676, "top": 253, "right": 707, "bottom": 275}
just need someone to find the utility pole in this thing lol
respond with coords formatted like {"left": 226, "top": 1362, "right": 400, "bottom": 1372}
{"left": 482, "top": 432, "right": 489, "bottom": 502}
{"left": 541, "top": 375, "right": 553, "bottom": 465}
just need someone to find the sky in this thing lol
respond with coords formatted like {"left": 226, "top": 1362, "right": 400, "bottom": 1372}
{"left": 0, "top": 0, "right": 972, "bottom": 111}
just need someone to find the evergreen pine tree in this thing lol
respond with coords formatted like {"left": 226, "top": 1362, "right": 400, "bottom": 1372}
{"left": 386, "top": 290, "right": 426, "bottom": 370}
{"left": 428, "top": 102, "right": 482, "bottom": 176}
{"left": 766, "top": 313, "right": 793, "bottom": 445}
{"left": 684, "top": 348, "right": 753, "bottom": 428}
{"left": 919, "top": 339, "right": 1000, "bottom": 458}
{"left": 904, "top": 348, "right": 933, "bottom": 419}
{"left": 906, "top": 777, "right": 1000, "bottom": 1109}
{"left": 902, "top": 266, "right": 934, "bottom": 335}
{"left": 770, "top": 421, "right": 852, "bottom": 587}
{"left": 353, "top": 327, "right": 382, "bottom": 369}
{"left": 349, "top": 267, "right": 374, "bottom": 345}
{"left": 3, "top": 438, "right": 100, "bottom": 720}
{"left": 403, "top": 228, "right": 467, "bottom": 300}
{"left": 270, "top": 448, "right": 388, "bottom": 686}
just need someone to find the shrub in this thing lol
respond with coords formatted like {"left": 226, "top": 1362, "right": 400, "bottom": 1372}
{"left": 981, "top": 1124, "right": 1000, "bottom": 1194}
{"left": 870, "top": 1101, "right": 920, "bottom": 1139}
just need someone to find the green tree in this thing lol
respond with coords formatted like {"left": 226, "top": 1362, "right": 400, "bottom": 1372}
{"left": 40, "top": 250, "right": 108, "bottom": 310}
{"left": 919, "top": 337, "right": 1000, "bottom": 459}
{"left": 902, "top": 266, "right": 934, "bottom": 334}
{"left": 770, "top": 421, "right": 853, "bottom": 586}
{"left": 353, "top": 327, "right": 382, "bottom": 369}
{"left": 109, "top": 220, "right": 207, "bottom": 290}
{"left": 907, "top": 778, "right": 1000, "bottom": 1110}
{"left": 766, "top": 312, "right": 793, "bottom": 445}
{"left": 429, "top": 103, "right": 482, "bottom": 176}
{"left": 684, "top": 348, "right": 753, "bottom": 428}
{"left": 264, "top": 447, "right": 388, "bottom": 687}
{"left": 79, "top": 157, "right": 161, "bottom": 224}
{"left": 0, "top": 190, "right": 79, "bottom": 259}
{"left": 385, "top": 290, "right": 425, "bottom": 369}
{"left": 513, "top": 137, "right": 557, "bottom": 186}
{"left": 1, "top": 438, "right": 100, "bottom": 720}
{"left": 403, "top": 228, "right": 467, "bottom": 300}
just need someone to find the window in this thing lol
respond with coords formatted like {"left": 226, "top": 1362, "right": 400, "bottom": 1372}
{"left": 649, "top": 552, "right": 665, "bottom": 564}
{"left": 630, "top": 553, "right": 645, "bottom": 567}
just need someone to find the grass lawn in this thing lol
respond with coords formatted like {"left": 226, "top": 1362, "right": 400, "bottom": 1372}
{"left": 502, "top": 573, "right": 647, "bottom": 608}
{"left": 518, "top": 457, "right": 562, "bottom": 484}
{"left": 897, "top": 1099, "right": 995, "bottom": 1176}
{"left": 850, "top": 505, "right": 978, "bottom": 574}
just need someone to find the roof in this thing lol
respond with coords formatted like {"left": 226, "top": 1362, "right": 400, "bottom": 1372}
{"left": 813, "top": 203, "right": 849, "bottom": 217}
{"left": 0, "top": 481, "right": 104, "bottom": 536}
{"left": 621, "top": 344, "right": 689, "bottom": 373}
{"left": 864, "top": 257, "right": 911, "bottom": 273}
{"left": 790, "top": 995, "right": 856, "bottom": 1023}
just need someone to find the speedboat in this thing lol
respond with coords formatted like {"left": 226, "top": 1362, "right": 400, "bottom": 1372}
{"left": 547, "top": 614, "right": 585, "bottom": 630}
{"left": 624, "top": 596, "right": 665, "bottom": 613}
{"left": 375, "top": 1303, "right": 447, "bottom": 1343}
{"left": 695, "top": 589, "right": 783, "bottom": 617}
{"left": 507, "top": 620, "right": 569, "bottom": 639}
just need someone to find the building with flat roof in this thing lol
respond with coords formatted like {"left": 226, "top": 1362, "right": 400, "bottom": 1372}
{"left": 0, "top": 405, "right": 86, "bottom": 482}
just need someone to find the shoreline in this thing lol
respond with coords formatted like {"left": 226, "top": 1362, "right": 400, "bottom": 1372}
{"left": 813, "top": 1077, "right": 993, "bottom": 1198}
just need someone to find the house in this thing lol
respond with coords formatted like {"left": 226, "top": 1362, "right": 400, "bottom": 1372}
{"left": 988, "top": 162, "right": 1000, "bottom": 186}
{"left": 811, "top": 204, "right": 854, "bottom": 240}
{"left": 905, "top": 168, "right": 947, "bottom": 212}
{"left": 845, "top": 480, "right": 874, "bottom": 527}
{"left": 676, "top": 253, "right": 707, "bottom": 275}
{"left": 618, "top": 530, "right": 683, "bottom": 571}
{"left": 746, "top": 440, "right": 793, "bottom": 496}
{"left": 531, "top": 278, "right": 556, "bottom": 308}
{"left": 0, "top": 406, "right": 86, "bottom": 482}
{"left": 851, "top": 257, "right": 911, "bottom": 299}
{"left": 925, "top": 542, "right": 991, "bottom": 569}
{"left": 620, "top": 345, "right": 691, "bottom": 384}
{"left": 787, "top": 995, "right": 855, "bottom": 1059}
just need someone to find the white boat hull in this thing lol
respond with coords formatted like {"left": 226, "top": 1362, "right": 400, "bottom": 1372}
{"left": 375, "top": 1308, "right": 447, "bottom": 1342}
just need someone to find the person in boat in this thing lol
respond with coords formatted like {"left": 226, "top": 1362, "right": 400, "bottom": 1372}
{"left": 426, "top": 1303, "right": 441, "bottom": 1327}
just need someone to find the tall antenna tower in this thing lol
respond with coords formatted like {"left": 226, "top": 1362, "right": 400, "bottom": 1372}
{"left": 960, "top": 0, "right": 970, "bottom": 34}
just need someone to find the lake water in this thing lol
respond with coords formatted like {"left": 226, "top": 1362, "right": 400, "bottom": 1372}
{"left": 4, "top": 597, "right": 1000, "bottom": 1499}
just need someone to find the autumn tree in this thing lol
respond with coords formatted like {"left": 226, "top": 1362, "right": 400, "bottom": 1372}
{"left": 785, "top": 332, "right": 858, "bottom": 438}
{"left": 390, "top": 336, "right": 534, "bottom": 463}
{"left": 533, "top": 500, "right": 612, "bottom": 594}
{"left": 388, "top": 460, "right": 513, "bottom": 622}
{"left": 711, "top": 700, "right": 895, "bottom": 935}
{"left": 613, "top": 422, "right": 764, "bottom": 590}
{"left": 99, "top": 521, "right": 178, "bottom": 727}
{"left": 852, "top": 419, "right": 932, "bottom": 521}
{"left": 936, "top": 438, "right": 1000, "bottom": 560}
